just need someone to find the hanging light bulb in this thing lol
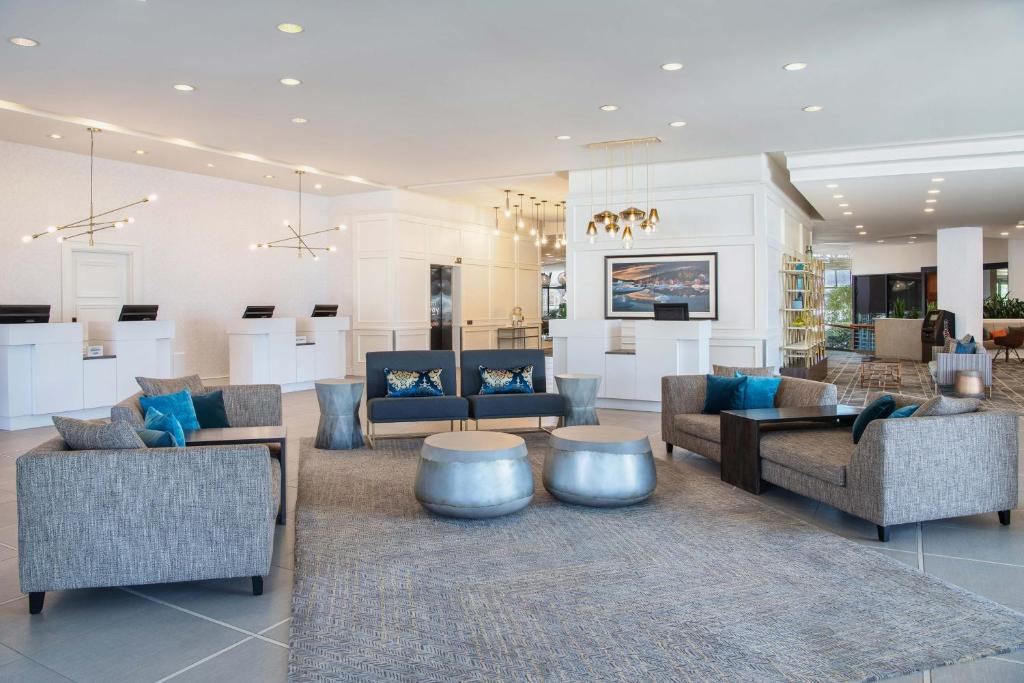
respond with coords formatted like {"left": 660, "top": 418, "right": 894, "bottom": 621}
{"left": 649, "top": 208, "right": 660, "bottom": 226}
{"left": 622, "top": 224, "right": 634, "bottom": 249}
{"left": 493, "top": 206, "right": 500, "bottom": 236}
{"left": 586, "top": 220, "right": 598, "bottom": 244}
{"left": 594, "top": 210, "right": 617, "bottom": 227}
{"left": 639, "top": 218, "right": 652, "bottom": 233}
{"left": 503, "top": 189, "right": 512, "bottom": 217}
{"left": 516, "top": 193, "right": 526, "bottom": 228}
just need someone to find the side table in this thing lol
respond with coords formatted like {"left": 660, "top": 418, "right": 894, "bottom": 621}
{"left": 315, "top": 379, "right": 365, "bottom": 449}
{"left": 554, "top": 373, "right": 601, "bottom": 426}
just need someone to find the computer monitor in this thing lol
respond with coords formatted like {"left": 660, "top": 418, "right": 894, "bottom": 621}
{"left": 311, "top": 304, "right": 338, "bottom": 318}
{"left": 118, "top": 305, "right": 159, "bottom": 322}
{"left": 653, "top": 303, "right": 690, "bottom": 321}
{"left": 242, "top": 305, "right": 275, "bottom": 319}
{"left": 0, "top": 305, "right": 51, "bottom": 324}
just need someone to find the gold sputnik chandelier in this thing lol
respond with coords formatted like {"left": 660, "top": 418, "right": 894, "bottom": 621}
{"left": 250, "top": 170, "right": 343, "bottom": 260}
{"left": 587, "top": 137, "right": 661, "bottom": 248}
{"left": 22, "top": 127, "right": 157, "bottom": 247}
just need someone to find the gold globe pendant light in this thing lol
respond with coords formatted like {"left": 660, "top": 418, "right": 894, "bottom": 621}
{"left": 619, "top": 206, "right": 646, "bottom": 223}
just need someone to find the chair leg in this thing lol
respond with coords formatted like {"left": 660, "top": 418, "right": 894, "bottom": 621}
{"left": 28, "top": 591, "right": 44, "bottom": 615}
{"left": 999, "top": 510, "right": 1011, "bottom": 526}
{"left": 252, "top": 576, "right": 264, "bottom": 596}
{"left": 876, "top": 525, "right": 891, "bottom": 543}
{"left": 665, "top": 442, "right": 674, "bottom": 454}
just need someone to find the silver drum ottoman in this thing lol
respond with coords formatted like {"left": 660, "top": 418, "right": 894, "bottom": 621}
{"left": 415, "top": 432, "right": 534, "bottom": 519}
{"left": 544, "top": 425, "right": 656, "bottom": 507}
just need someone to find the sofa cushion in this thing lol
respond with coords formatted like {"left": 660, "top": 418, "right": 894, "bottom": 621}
{"left": 734, "top": 374, "right": 782, "bottom": 410}
{"left": 478, "top": 364, "right": 534, "bottom": 395}
{"left": 368, "top": 396, "right": 468, "bottom": 422}
{"left": 852, "top": 395, "right": 896, "bottom": 444}
{"left": 384, "top": 368, "right": 445, "bottom": 397}
{"left": 759, "top": 428, "right": 855, "bottom": 487}
{"left": 140, "top": 389, "right": 200, "bottom": 431}
{"left": 192, "top": 390, "right": 230, "bottom": 428}
{"left": 52, "top": 416, "right": 146, "bottom": 450}
{"left": 136, "top": 374, "right": 205, "bottom": 396}
{"left": 144, "top": 407, "right": 186, "bottom": 447}
{"left": 703, "top": 375, "right": 746, "bottom": 414}
{"left": 914, "top": 395, "right": 980, "bottom": 417}
{"left": 673, "top": 414, "right": 722, "bottom": 444}
{"left": 468, "top": 393, "right": 566, "bottom": 419}
{"left": 713, "top": 364, "right": 775, "bottom": 377}
{"left": 889, "top": 404, "right": 920, "bottom": 418}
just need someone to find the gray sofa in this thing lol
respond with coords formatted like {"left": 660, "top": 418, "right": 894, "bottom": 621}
{"left": 758, "top": 395, "right": 1018, "bottom": 541}
{"left": 461, "top": 349, "right": 566, "bottom": 426}
{"left": 17, "top": 438, "right": 278, "bottom": 614}
{"left": 661, "top": 374, "right": 838, "bottom": 462}
{"left": 111, "top": 383, "right": 283, "bottom": 428}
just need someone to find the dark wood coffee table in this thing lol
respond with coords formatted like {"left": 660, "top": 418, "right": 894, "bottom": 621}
{"left": 183, "top": 426, "right": 287, "bottom": 525}
{"left": 719, "top": 406, "right": 860, "bottom": 494}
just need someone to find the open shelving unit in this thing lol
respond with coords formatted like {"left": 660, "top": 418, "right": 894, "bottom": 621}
{"left": 780, "top": 254, "right": 827, "bottom": 380}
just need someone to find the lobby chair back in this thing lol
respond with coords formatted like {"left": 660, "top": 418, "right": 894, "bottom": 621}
{"left": 365, "top": 350, "right": 458, "bottom": 398}
{"left": 460, "top": 349, "right": 548, "bottom": 396}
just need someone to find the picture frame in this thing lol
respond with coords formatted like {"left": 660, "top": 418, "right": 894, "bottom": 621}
{"left": 604, "top": 252, "right": 718, "bottom": 320}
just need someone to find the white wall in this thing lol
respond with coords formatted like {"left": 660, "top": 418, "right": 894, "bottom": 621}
{"left": 564, "top": 154, "right": 811, "bottom": 368}
{"left": 849, "top": 238, "right": 1008, "bottom": 275}
{"left": 0, "top": 139, "right": 339, "bottom": 381}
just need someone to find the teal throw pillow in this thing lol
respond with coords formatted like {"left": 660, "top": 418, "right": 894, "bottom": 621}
{"left": 135, "top": 427, "right": 175, "bottom": 448}
{"left": 143, "top": 407, "right": 186, "bottom": 447}
{"left": 385, "top": 368, "right": 444, "bottom": 397}
{"left": 954, "top": 340, "right": 976, "bottom": 354}
{"left": 140, "top": 389, "right": 199, "bottom": 431}
{"left": 732, "top": 372, "right": 782, "bottom": 409}
{"left": 192, "top": 390, "right": 230, "bottom": 428}
{"left": 478, "top": 365, "right": 534, "bottom": 395}
{"left": 703, "top": 375, "right": 747, "bottom": 415}
{"left": 889, "top": 404, "right": 919, "bottom": 418}
{"left": 852, "top": 395, "right": 896, "bottom": 444}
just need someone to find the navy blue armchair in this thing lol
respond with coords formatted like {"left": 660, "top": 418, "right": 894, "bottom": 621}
{"left": 365, "top": 351, "right": 468, "bottom": 445}
{"left": 460, "top": 349, "right": 566, "bottom": 426}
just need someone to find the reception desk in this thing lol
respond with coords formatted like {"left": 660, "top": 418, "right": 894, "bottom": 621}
{"left": 296, "top": 316, "right": 350, "bottom": 379}
{"left": 549, "top": 319, "right": 712, "bottom": 411}
{"left": 229, "top": 316, "right": 351, "bottom": 392}
{"left": 88, "top": 320, "right": 175, "bottom": 401}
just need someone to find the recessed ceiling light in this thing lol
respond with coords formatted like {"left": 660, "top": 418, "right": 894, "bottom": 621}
{"left": 926, "top": 198, "right": 937, "bottom": 203}
{"left": 9, "top": 37, "right": 38, "bottom": 47}
{"left": 556, "top": 135, "right": 572, "bottom": 140}
{"left": 314, "top": 183, "right": 323, "bottom": 189}
{"left": 924, "top": 208, "right": 935, "bottom": 213}
{"left": 1016, "top": 225, "right": 1023, "bottom": 229}
{"left": 855, "top": 224, "right": 864, "bottom": 228}
{"left": 669, "top": 121, "right": 687, "bottom": 127}
{"left": 832, "top": 194, "right": 844, "bottom": 199}
{"left": 802, "top": 105, "right": 823, "bottom": 112}
{"left": 858, "top": 231, "right": 867, "bottom": 235}
{"left": 264, "top": 174, "right": 274, "bottom": 179}
{"left": 206, "top": 163, "right": 215, "bottom": 168}
{"left": 173, "top": 83, "right": 196, "bottom": 92}
{"left": 838, "top": 203, "right": 849, "bottom": 207}
{"left": 661, "top": 62, "right": 684, "bottom": 71}
{"left": 47, "top": 133, "right": 62, "bottom": 140}
{"left": 877, "top": 240, "right": 885, "bottom": 243}
{"left": 291, "top": 117, "right": 308, "bottom": 124}
{"left": 277, "top": 23, "right": 303, "bottom": 33}
{"left": 931, "top": 177, "right": 945, "bottom": 182}
{"left": 134, "top": 149, "right": 146, "bottom": 155}
{"left": 783, "top": 62, "right": 808, "bottom": 71}
{"left": 826, "top": 183, "right": 838, "bottom": 189}
{"left": 928, "top": 189, "right": 941, "bottom": 194}
{"left": 1001, "top": 232, "right": 1010, "bottom": 236}
{"left": 842, "top": 211, "right": 853, "bottom": 215}
{"left": 600, "top": 104, "right": 619, "bottom": 112}
{"left": 279, "top": 77, "right": 302, "bottom": 86}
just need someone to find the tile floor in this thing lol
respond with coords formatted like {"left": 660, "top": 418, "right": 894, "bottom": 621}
{"left": 0, "top": 372, "right": 1021, "bottom": 681}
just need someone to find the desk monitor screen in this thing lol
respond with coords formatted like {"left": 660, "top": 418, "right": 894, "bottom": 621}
{"left": 0, "top": 305, "right": 51, "bottom": 324}
{"left": 119, "top": 305, "right": 158, "bottom": 322}
{"left": 243, "top": 306, "right": 275, "bottom": 319}
{"left": 311, "top": 304, "right": 338, "bottom": 318}
{"left": 653, "top": 303, "right": 690, "bottom": 321}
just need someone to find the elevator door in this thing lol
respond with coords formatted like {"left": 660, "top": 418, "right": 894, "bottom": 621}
{"left": 430, "top": 265, "right": 453, "bottom": 350}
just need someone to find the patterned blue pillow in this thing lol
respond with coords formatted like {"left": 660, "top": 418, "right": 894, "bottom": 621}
{"left": 385, "top": 368, "right": 444, "bottom": 397}
{"left": 143, "top": 407, "right": 186, "bottom": 447}
{"left": 140, "top": 389, "right": 200, "bottom": 431}
{"left": 478, "top": 365, "right": 534, "bottom": 395}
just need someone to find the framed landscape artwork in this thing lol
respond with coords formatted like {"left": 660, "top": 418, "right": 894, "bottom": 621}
{"left": 604, "top": 252, "right": 718, "bottom": 320}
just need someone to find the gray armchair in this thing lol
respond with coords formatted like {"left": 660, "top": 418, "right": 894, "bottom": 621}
{"left": 17, "top": 439, "right": 278, "bottom": 614}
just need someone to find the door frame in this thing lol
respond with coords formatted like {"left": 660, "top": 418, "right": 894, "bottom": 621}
{"left": 60, "top": 241, "right": 143, "bottom": 322}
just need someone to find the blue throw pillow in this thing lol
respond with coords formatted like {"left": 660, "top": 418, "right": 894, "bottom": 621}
{"left": 889, "top": 404, "right": 919, "bottom": 418}
{"left": 385, "top": 368, "right": 444, "bottom": 397}
{"left": 478, "top": 365, "right": 535, "bottom": 395}
{"left": 732, "top": 373, "right": 782, "bottom": 410}
{"left": 143, "top": 407, "right": 186, "bottom": 447}
{"left": 140, "top": 389, "right": 200, "bottom": 431}
{"left": 192, "top": 390, "right": 230, "bottom": 428}
{"left": 703, "top": 375, "right": 747, "bottom": 415}
{"left": 852, "top": 395, "right": 896, "bottom": 444}
{"left": 954, "top": 340, "right": 976, "bottom": 354}
{"left": 135, "top": 427, "right": 175, "bottom": 448}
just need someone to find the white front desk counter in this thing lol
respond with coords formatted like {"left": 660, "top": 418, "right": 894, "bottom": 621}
{"left": 296, "top": 316, "right": 350, "bottom": 380}
{"left": 549, "top": 318, "right": 711, "bottom": 411}
{"left": 229, "top": 317, "right": 348, "bottom": 392}
{"left": 88, "top": 320, "right": 175, "bottom": 401}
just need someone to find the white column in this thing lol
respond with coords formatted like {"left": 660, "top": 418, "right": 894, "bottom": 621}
{"left": 1008, "top": 239, "right": 1024, "bottom": 299}
{"left": 937, "top": 227, "right": 983, "bottom": 338}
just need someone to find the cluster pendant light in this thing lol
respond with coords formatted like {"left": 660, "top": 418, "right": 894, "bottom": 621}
{"left": 588, "top": 137, "right": 661, "bottom": 248}
{"left": 493, "top": 190, "right": 562, "bottom": 250}
{"left": 22, "top": 127, "right": 157, "bottom": 247}
{"left": 250, "top": 171, "right": 341, "bottom": 260}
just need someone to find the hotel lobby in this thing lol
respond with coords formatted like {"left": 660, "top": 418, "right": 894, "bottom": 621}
{"left": 1, "top": 2, "right": 1023, "bottom": 681}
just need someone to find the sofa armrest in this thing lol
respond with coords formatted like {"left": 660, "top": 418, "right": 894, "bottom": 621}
{"left": 220, "top": 384, "right": 283, "bottom": 427}
{"left": 16, "top": 441, "right": 276, "bottom": 592}
{"left": 110, "top": 392, "right": 145, "bottom": 427}
{"left": 661, "top": 375, "right": 707, "bottom": 444}
{"left": 850, "top": 412, "right": 1018, "bottom": 525}
{"left": 775, "top": 376, "right": 837, "bottom": 408}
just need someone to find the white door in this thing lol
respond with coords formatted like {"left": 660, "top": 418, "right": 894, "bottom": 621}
{"left": 66, "top": 250, "right": 132, "bottom": 324}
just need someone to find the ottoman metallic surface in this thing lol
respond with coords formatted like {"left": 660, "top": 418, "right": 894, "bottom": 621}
{"left": 555, "top": 373, "right": 601, "bottom": 426}
{"left": 315, "top": 379, "right": 365, "bottom": 450}
{"left": 415, "top": 432, "right": 534, "bottom": 519}
{"left": 544, "top": 425, "right": 656, "bottom": 507}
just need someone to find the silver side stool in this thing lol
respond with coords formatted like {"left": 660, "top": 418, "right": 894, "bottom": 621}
{"left": 555, "top": 373, "right": 601, "bottom": 426}
{"left": 415, "top": 432, "right": 533, "bottom": 519}
{"left": 315, "top": 379, "right": 365, "bottom": 450}
{"left": 544, "top": 425, "right": 655, "bottom": 507}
